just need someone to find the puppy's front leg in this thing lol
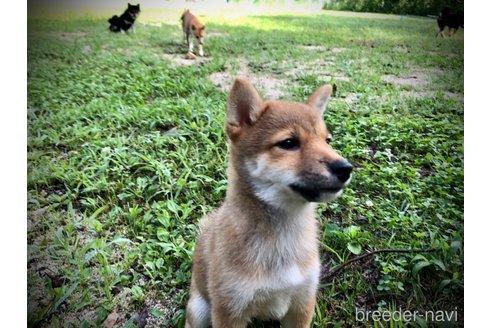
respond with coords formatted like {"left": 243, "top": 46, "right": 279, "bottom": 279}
{"left": 185, "top": 292, "right": 211, "bottom": 328}
{"left": 211, "top": 305, "right": 248, "bottom": 328}
{"left": 280, "top": 293, "right": 316, "bottom": 328}
{"left": 188, "top": 37, "right": 194, "bottom": 54}
{"left": 198, "top": 39, "right": 204, "bottom": 57}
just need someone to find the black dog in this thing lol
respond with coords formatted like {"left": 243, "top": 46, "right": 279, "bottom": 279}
{"left": 436, "top": 7, "right": 464, "bottom": 37}
{"left": 108, "top": 3, "right": 140, "bottom": 34}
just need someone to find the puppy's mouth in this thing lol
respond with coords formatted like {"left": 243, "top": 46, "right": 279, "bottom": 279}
{"left": 290, "top": 184, "right": 342, "bottom": 202}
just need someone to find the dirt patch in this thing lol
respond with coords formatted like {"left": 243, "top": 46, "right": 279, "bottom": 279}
{"left": 401, "top": 91, "right": 432, "bottom": 98}
{"left": 209, "top": 72, "right": 233, "bottom": 89}
{"left": 143, "top": 22, "right": 162, "bottom": 27}
{"left": 393, "top": 45, "right": 409, "bottom": 53}
{"left": 209, "top": 58, "right": 288, "bottom": 100}
{"left": 382, "top": 72, "right": 428, "bottom": 87}
{"left": 401, "top": 90, "right": 464, "bottom": 102}
{"left": 121, "top": 49, "right": 135, "bottom": 56}
{"left": 27, "top": 206, "right": 49, "bottom": 231}
{"left": 206, "top": 32, "right": 228, "bottom": 37}
{"left": 284, "top": 61, "right": 350, "bottom": 84}
{"left": 209, "top": 72, "right": 286, "bottom": 100}
{"left": 224, "top": 56, "right": 351, "bottom": 96}
{"left": 349, "top": 39, "right": 375, "bottom": 47}
{"left": 331, "top": 47, "right": 346, "bottom": 53}
{"left": 314, "top": 72, "right": 350, "bottom": 83}
{"left": 332, "top": 73, "right": 350, "bottom": 82}
{"left": 56, "top": 32, "right": 88, "bottom": 40}
{"left": 81, "top": 45, "right": 92, "bottom": 54}
{"left": 427, "top": 50, "right": 461, "bottom": 58}
{"left": 337, "top": 93, "right": 358, "bottom": 104}
{"left": 248, "top": 75, "right": 286, "bottom": 100}
{"left": 444, "top": 91, "right": 464, "bottom": 102}
{"left": 382, "top": 66, "right": 445, "bottom": 88}
{"left": 301, "top": 45, "right": 327, "bottom": 51}
{"left": 158, "top": 53, "right": 211, "bottom": 66}
{"left": 29, "top": 31, "right": 88, "bottom": 41}
{"left": 143, "top": 295, "right": 176, "bottom": 327}
{"left": 284, "top": 58, "right": 337, "bottom": 76}
{"left": 101, "top": 47, "right": 136, "bottom": 57}
{"left": 43, "top": 309, "right": 99, "bottom": 328}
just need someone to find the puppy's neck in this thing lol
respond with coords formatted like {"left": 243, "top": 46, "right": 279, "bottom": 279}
{"left": 224, "top": 162, "right": 316, "bottom": 225}
{"left": 223, "top": 162, "right": 319, "bottom": 271}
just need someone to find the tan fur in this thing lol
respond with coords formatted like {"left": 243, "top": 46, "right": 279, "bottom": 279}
{"left": 185, "top": 78, "right": 352, "bottom": 328}
{"left": 181, "top": 9, "right": 205, "bottom": 57}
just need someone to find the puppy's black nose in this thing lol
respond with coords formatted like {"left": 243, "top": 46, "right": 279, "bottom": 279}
{"left": 329, "top": 160, "right": 353, "bottom": 182}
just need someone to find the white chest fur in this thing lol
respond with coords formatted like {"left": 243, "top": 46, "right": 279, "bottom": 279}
{"left": 226, "top": 261, "right": 320, "bottom": 320}
{"left": 260, "top": 262, "right": 320, "bottom": 320}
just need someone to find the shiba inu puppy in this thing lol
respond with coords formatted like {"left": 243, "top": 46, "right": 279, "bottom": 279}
{"left": 108, "top": 3, "right": 140, "bottom": 34}
{"left": 185, "top": 78, "right": 353, "bottom": 328}
{"left": 181, "top": 9, "right": 205, "bottom": 57}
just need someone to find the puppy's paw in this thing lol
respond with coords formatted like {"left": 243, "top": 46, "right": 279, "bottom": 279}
{"left": 185, "top": 52, "right": 196, "bottom": 60}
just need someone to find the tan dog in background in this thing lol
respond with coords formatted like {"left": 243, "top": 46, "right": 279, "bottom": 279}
{"left": 185, "top": 78, "right": 353, "bottom": 328}
{"left": 181, "top": 9, "right": 205, "bottom": 57}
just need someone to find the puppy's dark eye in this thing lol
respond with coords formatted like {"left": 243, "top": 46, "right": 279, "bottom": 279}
{"left": 276, "top": 138, "right": 300, "bottom": 150}
{"left": 326, "top": 137, "right": 333, "bottom": 144}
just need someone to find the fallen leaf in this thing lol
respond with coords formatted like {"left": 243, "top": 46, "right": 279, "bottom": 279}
{"left": 103, "top": 312, "right": 119, "bottom": 328}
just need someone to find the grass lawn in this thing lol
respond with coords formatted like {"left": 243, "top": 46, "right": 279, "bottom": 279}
{"left": 27, "top": 5, "right": 463, "bottom": 328}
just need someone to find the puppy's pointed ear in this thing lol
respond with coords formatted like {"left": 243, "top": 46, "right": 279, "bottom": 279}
{"left": 226, "top": 78, "right": 263, "bottom": 140}
{"left": 306, "top": 84, "right": 332, "bottom": 115}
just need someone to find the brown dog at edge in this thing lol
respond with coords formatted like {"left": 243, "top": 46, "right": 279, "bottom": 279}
{"left": 181, "top": 9, "right": 205, "bottom": 57}
{"left": 185, "top": 77, "right": 353, "bottom": 328}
